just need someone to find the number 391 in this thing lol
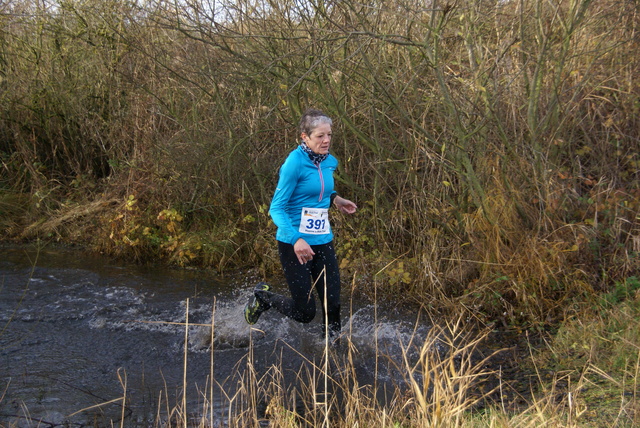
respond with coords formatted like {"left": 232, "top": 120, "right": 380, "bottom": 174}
{"left": 306, "top": 219, "right": 326, "bottom": 230}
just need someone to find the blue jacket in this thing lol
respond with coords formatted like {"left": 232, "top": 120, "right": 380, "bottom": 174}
{"left": 269, "top": 145, "right": 337, "bottom": 246}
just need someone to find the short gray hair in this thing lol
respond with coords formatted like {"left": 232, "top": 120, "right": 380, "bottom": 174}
{"left": 299, "top": 108, "right": 332, "bottom": 136}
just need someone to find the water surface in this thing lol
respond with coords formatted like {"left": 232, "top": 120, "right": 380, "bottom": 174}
{"left": 0, "top": 245, "right": 429, "bottom": 426}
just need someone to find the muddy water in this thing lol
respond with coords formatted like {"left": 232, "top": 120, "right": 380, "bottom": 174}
{"left": 0, "top": 245, "right": 431, "bottom": 427}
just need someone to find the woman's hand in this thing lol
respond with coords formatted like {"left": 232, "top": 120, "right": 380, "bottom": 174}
{"left": 294, "top": 238, "right": 315, "bottom": 264}
{"left": 333, "top": 196, "right": 358, "bottom": 214}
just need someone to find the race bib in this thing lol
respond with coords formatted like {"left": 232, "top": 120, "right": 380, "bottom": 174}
{"left": 299, "top": 208, "right": 330, "bottom": 235}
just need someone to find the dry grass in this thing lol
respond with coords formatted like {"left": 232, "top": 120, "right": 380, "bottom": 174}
{"left": 0, "top": 0, "right": 639, "bottom": 423}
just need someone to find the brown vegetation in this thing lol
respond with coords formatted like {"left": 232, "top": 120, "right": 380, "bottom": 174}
{"left": 1, "top": 1, "right": 639, "bottom": 425}
{"left": 0, "top": 0, "right": 638, "bottom": 384}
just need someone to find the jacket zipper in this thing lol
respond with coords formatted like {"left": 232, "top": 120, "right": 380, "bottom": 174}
{"left": 317, "top": 163, "right": 324, "bottom": 202}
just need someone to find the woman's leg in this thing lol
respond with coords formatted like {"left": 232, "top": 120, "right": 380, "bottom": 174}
{"left": 309, "top": 242, "right": 341, "bottom": 337}
{"left": 255, "top": 241, "right": 316, "bottom": 323}
{"left": 255, "top": 241, "right": 341, "bottom": 335}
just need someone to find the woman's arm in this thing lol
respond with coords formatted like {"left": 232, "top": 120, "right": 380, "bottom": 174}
{"left": 333, "top": 195, "right": 357, "bottom": 214}
{"left": 269, "top": 154, "right": 304, "bottom": 246}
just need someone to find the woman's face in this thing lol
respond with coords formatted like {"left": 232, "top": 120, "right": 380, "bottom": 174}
{"left": 302, "top": 123, "right": 332, "bottom": 155}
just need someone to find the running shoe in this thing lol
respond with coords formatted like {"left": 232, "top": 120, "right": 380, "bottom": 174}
{"left": 244, "top": 282, "right": 270, "bottom": 325}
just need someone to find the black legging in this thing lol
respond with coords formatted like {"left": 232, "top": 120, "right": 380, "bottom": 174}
{"left": 256, "top": 241, "right": 341, "bottom": 335}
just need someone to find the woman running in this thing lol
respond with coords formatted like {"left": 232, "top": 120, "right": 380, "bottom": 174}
{"left": 244, "top": 108, "right": 357, "bottom": 341}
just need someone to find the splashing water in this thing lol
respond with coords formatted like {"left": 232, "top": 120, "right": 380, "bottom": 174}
{"left": 0, "top": 246, "right": 430, "bottom": 426}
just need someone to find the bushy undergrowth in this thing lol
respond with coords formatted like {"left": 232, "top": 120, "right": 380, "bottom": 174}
{"left": 0, "top": 0, "right": 638, "bottom": 327}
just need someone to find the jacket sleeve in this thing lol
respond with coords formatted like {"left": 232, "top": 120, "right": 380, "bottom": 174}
{"left": 269, "top": 154, "right": 304, "bottom": 246}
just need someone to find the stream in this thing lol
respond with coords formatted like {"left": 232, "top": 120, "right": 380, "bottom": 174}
{"left": 0, "top": 245, "right": 437, "bottom": 427}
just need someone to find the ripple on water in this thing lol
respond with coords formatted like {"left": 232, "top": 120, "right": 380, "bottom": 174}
{"left": 0, "top": 247, "right": 437, "bottom": 426}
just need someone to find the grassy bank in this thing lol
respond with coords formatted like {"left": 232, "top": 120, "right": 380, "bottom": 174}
{"left": 0, "top": 0, "right": 638, "bottom": 424}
